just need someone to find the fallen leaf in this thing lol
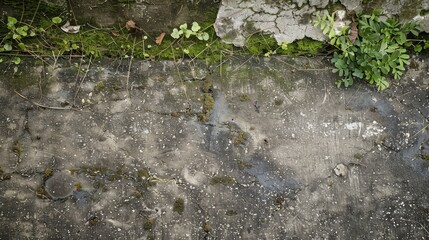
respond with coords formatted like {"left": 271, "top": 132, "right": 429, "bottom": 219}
{"left": 61, "top": 21, "right": 80, "bottom": 34}
{"left": 349, "top": 18, "right": 358, "bottom": 44}
{"left": 155, "top": 32, "right": 166, "bottom": 45}
{"left": 125, "top": 20, "right": 136, "bottom": 30}
{"left": 111, "top": 31, "right": 119, "bottom": 36}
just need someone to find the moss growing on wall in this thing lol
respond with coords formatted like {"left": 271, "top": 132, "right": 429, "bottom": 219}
{"left": 0, "top": 0, "right": 330, "bottom": 73}
{"left": 173, "top": 198, "right": 185, "bottom": 215}
{"left": 244, "top": 34, "right": 324, "bottom": 56}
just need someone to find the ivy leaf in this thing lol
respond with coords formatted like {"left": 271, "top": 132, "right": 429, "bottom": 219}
{"left": 52, "top": 17, "right": 62, "bottom": 24}
{"left": 171, "top": 28, "right": 181, "bottom": 39}
{"left": 18, "top": 42, "right": 26, "bottom": 50}
{"left": 4, "top": 43, "right": 12, "bottom": 51}
{"left": 7, "top": 17, "right": 17, "bottom": 29}
{"left": 202, "top": 32, "right": 209, "bottom": 41}
{"left": 184, "top": 29, "right": 193, "bottom": 38}
{"left": 12, "top": 57, "right": 21, "bottom": 65}
{"left": 191, "top": 22, "right": 201, "bottom": 32}
{"left": 179, "top": 23, "right": 188, "bottom": 30}
{"left": 16, "top": 27, "right": 27, "bottom": 36}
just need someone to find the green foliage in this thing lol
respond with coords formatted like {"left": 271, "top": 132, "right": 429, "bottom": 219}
{"left": 314, "top": 9, "right": 422, "bottom": 90}
{"left": 51, "top": 17, "right": 62, "bottom": 24}
{"left": 0, "top": 15, "right": 64, "bottom": 64}
{"left": 0, "top": 14, "right": 322, "bottom": 66}
{"left": 244, "top": 34, "right": 323, "bottom": 57}
{"left": 171, "top": 22, "right": 209, "bottom": 41}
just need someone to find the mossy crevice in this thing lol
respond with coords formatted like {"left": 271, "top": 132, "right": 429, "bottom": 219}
{"left": 0, "top": 166, "right": 12, "bottom": 181}
{"left": 244, "top": 34, "right": 324, "bottom": 56}
{"left": 210, "top": 176, "right": 236, "bottom": 186}
{"left": 197, "top": 76, "right": 215, "bottom": 123}
{"left": 173, "top": 198, "right": 185, "bottom": 215}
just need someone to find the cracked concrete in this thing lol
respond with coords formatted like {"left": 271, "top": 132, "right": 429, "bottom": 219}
{"left": 215, "top": 0, "right": 429, "bottom": 46}
{"left": 1, "top": 55, "right": 429, "bottom": 239}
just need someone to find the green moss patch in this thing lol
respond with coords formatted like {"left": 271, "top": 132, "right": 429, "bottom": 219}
{"left": 173, "top": 198, "right": 185, "bottom": 215}
{"left": 210, "top": 176, "right": 236, "bottom": 186}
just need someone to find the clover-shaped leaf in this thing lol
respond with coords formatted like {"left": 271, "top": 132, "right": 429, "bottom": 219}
{"left": 179, "top": 23, "right": 188, "bottom": 30}
{"left": 184, "top": 29, "right": 193, "bottom": 38}
{"left": 7, "top": 17, "right": 17, "bottom": 29}
{"left": 201, "top": 32, "right": 209, "bottom": 41}
{"left": 191, "top": 22, "right": 201, "bottom": 32}
{"left": 171, "top": 28, "right": 181, "bottom": 39}
{"left": 196, "top": 32, "right": 210, "bottom": 41}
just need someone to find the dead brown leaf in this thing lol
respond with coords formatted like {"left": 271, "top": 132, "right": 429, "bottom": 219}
{"left": 125, "top": 20, "right": 136, "bottom": 30}
{"left": 349, "top": 18, "right": 358, "bottom": 44}
{"left": 155, "top": 32, "right": 166, "bottom": 45}
{"left": 111, "top": 31, "right": 119, "bottom": 36}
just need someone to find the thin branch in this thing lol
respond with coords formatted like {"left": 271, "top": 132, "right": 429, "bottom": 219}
{"left": 14, "top": 90, "right": 76, "bottom": 110}
{"left": 410, "top": 123, "right": 429, "bottom": 139}
{"left": 398, "top": 217, "right": 429, "bottom": 235}
{"left": 126, "top": 37, "right": 136, "bottom": 98}
{"left": 73, "top": 55, "right": 92, "bottom": 105}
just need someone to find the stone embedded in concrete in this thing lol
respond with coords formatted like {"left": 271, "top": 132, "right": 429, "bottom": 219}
{"left": 334, "top": 163, "right": 348, "bottom": 177}
{"left": 45, "top": 171, "right": 76, "bottom": 200}
{"left": 215, "top": 0, "right": 326, "bottom": 46}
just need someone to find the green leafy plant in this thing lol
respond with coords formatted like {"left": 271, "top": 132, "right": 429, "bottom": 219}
{"left": 0, "top": 16, "right": 63, "bottom": 64}
{"left": 314, "top": 9, "right": 422, "bottom": 90}
{"left": 171, "top": 22, "right": 210, "bottom": 41}
{"left": 264, "top": 40, "right": 289, "bottom": 57}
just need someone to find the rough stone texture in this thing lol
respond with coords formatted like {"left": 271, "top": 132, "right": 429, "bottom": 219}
{"left": 215, "top": 0, "right": 429, "bottom": 46}
{"left": 215, "top": 0, "right": 326, "bottom": 47}
{"left": 68, "top": 0, "right": 219, "bottom": 32}
{"left": 0, "top": 55, "right": 429, "bottom": 239}
{"left": 0, "top": 0, "right": 219, "bottom": 34}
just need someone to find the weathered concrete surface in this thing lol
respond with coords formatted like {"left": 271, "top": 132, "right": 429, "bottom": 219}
{"left": 0, "top": 55, "right": 429, "bottom": 239}
{"left": 215, "top": 0, "right": 429, "bottom": 46}
{"left": 0, "top": 0, "right": 218, "bottom": 34}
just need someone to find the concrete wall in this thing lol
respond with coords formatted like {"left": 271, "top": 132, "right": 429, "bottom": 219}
{"left": 0, "top": 0, "right": 219, "bottom": 34}
{"left": 1, "top": 0, "right": 428, "bottom": 45}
